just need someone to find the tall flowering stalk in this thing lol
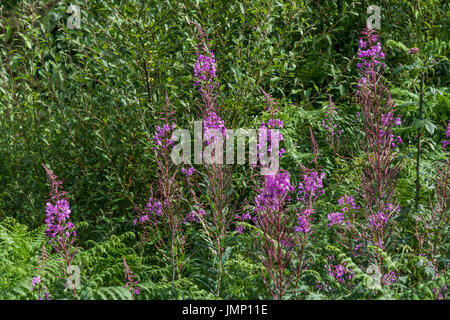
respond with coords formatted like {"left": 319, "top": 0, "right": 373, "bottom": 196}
{"left": 30, "top": 246, "right": 50, "bottom": 300}
{"left": 293, "top": 130, "right": 325, "bottom": 295}
{"left": 123, "top": 259, "right": 140, "bottom": 300}
{"left": 356, "top": 29, "right": 402, "bottom": 257}
{"left": 414, "top": 121, "right": 449, "bottom": 266}
{"left": 326, "top": 30, "right": 403, "bottom": 284}
{"left": 133, "top": 93, "right": 186, "bottom": 299}
{"left": 251, "top": 88, "right": 298, "bottom": 300}
{"left": 415, "top": 68, "right": 425, "bottom": 211}
{"left": 254, "top": 169, "right": 295, "bottom": 300}
{"left": 296, "top": 129, "right": 324, "bottom": 236}
{"left": 187, "top": 21, "right": 234, "bottom": 297}
{"left": 42, "top": 163, "right": 78, "bottom": 299}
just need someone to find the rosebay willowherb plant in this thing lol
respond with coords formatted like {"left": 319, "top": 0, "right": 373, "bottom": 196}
{"left": 292, "top": 130, "right": 325, "bottom": 296}
{"left": 251, "top": 88, "right": 299, "bottom": 300}
{"left": 357, "top": 29, "right": 402, "bottom": 208}
{"left": 123, "top": 258, "right": 140, "bottom": 300}
{"left": 31, "top": 246, "right": 51, "bottom": 300}
{"left": 254, "top": 168, "right": 295, "bottom": 300}
{"left": 186, "top": 21, "right": 235, "bottom": 297}
{"left": 41, "top": 163, "right": 78, "bottom": 299}
{"left": 355, "top": 29, "right": 403, "bottom": 253}
{"left": 326, "top": 29, "right": 404, "bottom": 286}
{"left": 133, "top": 92, "right": 187, "bottom": 298}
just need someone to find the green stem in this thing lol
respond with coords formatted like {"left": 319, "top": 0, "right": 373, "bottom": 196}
{"left": 415, "top": 69, "right": 425, "bottom": 211}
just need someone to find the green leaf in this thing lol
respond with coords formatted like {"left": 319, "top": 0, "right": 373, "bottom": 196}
{"left": 424, "top": 121, "right": 436, "bottom": 135}
{"left": 413, "top": 119, "right": 436, "bottom": 135}
{"left": 221, "top": 246, "right": 233, "bottom": 265}
{"left": 5, "top": 26, "right": 12, "bottom": 42}
{"left": 304, "top": 88, "right": 312, "bottom": 100}
{"left": 338, "top": 84, "right": 345, "bottom": 96}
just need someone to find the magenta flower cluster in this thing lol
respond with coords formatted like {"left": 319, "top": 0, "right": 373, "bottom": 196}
{"left": 322, "top": 98, "right": 341, "bottom": 139}
{"left": 181, "top": 166, "right": 195, "bottom": 177}
{"left": 257, "top": 120, "right": 285, "bottom": 158}
{"left": 327, "top": 211, "right": 345, "bottom": 227}
{"left": 268, "top": 118, "right": 284, "bottom": 128}
{"left": 327, "top": 195, "right": 359, "bottom": 227}
{"left": 146, "top": 197, "right": 163, "bottom": 216}
{"left": 45, "top": 199, "right": 76, "bottom": 243}
{"left": 433, "top": 285, "right": 448, "bottom": 300}
{"left": 442, "top": 120, "right": 450, "bottom": 149}
{"left": 194, "top": 53, "right": 217, "bottom": 88}
{"left": 338, "top": 194, "right": 359, "bottom": 211}
{"left": 367, "top": 203, "right": 400, "bottom": 230}
{"left": 297, "top": 171, "right": 325, "bottom": 203}
{"left": 133, "top": 196, "right": 163, "bottom": 226}
{"left": 382, "top": 271, "right": 397, "bottom": 286}
{"left": 322, "top": 119, "right": 342, "bottom": 136}
{"left": 183, "top": 208, "right": 206, "bottom": 224}
{"left": 254, "top": 170, "right": 294, "bottom": 214}
{"left": 251, "top": 89, "right": 299, "bottom": 300}
{"left": 153, "top": 122, "right": 176, "bottom": 150}
{"left": 204, "top": 111, "right": 227, "bottom": 145}
{"left": 253, "top": 115, "right": 289, "bottom": 216}
{"left": 42, "top": 165, "right": 76, "bottom": 246}
{"left": 191, "top": 34, "right": 227, "bottom": 148}
{"left": 367, "top": 211, "right": 388, "bottom": 229}
{"left": 295, "top": 208, "right": 312, "bottom": 234}
{"left": 379, "top": 112, "right": 403, "bottom": 147}
{"left": 192, "top": 28, "right": 220, "bottom": 111}
{"left": 325, "top": 261, "right": 355, "bottom": 284}
{"left": 41, "top": 164, "right": 79, "bottom": 299}
{"left": 357, "top": 34, "right": 386, "bottom": 69}
{"left": 31, "top": 276, "right": 41, "bottom": 287}
{"left": 31, "top": 276, "right": 50, "bottom": 300}
{"left": 316, "top": 281, "right": 332, "bottom": 291}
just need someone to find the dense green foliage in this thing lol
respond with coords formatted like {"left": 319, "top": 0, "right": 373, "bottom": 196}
{"left": 0, "top": 0, "right": 448, "bottom": 300}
